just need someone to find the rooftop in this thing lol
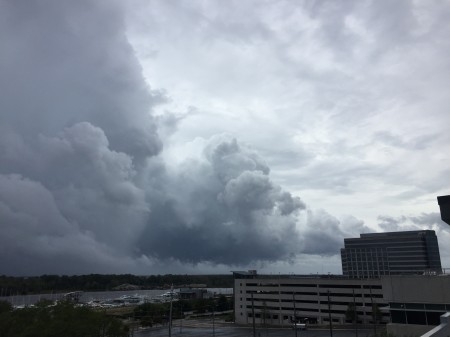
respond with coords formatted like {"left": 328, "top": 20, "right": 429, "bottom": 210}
{"left": 438, "top": 195, "right": 450, "bottom": 225}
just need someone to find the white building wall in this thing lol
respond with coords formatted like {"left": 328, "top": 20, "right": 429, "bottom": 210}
{"left": 234, "top": 276, "right": 388, "bottom": 327}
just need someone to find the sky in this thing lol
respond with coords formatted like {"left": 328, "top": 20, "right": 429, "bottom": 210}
{"left": 0, "top": 0, "right": 449, "bottom": 276}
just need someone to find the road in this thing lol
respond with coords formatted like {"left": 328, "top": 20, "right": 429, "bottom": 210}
{"left": 134, "top": 323, "right": 373, "bottom": 337}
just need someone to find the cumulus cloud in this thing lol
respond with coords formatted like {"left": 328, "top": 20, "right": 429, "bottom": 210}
{"left": 0, "top": 0, "right": 315, "bottom": 275}
{"left": 137, "top": 135, "right": 305, "bottom": 265}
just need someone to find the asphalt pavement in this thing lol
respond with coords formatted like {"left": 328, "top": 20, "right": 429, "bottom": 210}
{"left": 134, "top": 324, "right": 373, "bottom": 337}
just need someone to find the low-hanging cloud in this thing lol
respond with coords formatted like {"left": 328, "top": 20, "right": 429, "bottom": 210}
{"left": 0, "top": 0, "right": 379, "bottom": 275}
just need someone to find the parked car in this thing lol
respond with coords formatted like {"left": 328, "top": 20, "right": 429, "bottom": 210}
{"left": 292, "top": 323, "right": 307, "bottom": 330}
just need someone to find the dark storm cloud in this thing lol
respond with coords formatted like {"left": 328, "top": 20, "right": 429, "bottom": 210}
{"left": 0, "top": 0, "right": 159, "bottom": 274}
{"left": 137, "top": 135, "right": 305, "bottom": 265}
{"left": 0, "top": 0, "right": 163, "bottom": 162}
{"left": 0, "top": 0, "right": 376, "bottom": 275}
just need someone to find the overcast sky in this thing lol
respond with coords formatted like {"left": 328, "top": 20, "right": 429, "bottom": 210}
{"left": 1, "top": 0, "right": 449, "bottom": 276}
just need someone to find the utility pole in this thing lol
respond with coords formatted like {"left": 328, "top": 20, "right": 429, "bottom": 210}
{"left": 212, "top": 293, "right": 216, "bottom": 337}
{"left": 180, "top": 303, "right": 183, "bottom": 334}
{"left": 293, "top": 293, "right": 298, "bottom": 337}
{"left": 169, "top": 286, "right": 173, "bottom": 337}
{"left": 327, "top": 290, "right": 333, "bottom": 337}
{"left": 353, "top": 288, "right": 358, "bottom": 337}
{"left": 251, "top": 292, "right": 256, "bottom": 337}
{"left": 370, "top": 286, "right": 376, "bottom": 335}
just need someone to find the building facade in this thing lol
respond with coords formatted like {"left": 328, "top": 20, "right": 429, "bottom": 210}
{"left": 341, "top": 230, "right": 442, "bottom": 278}
{"left": 234, "top": 271, "right": 450, "bottom": 337}
{"left": 382, "top": 275, "right": 450, "bottom": 337}
{"left": 233, "top": 272, "right": 389, "bottom": 326}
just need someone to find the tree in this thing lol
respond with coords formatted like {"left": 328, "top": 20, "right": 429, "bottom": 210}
{"left": 216, "top": 295, "right": 229, "bottom": 312}
{"left": 134, "top": 302, "right": 168, "bottom": 326}
{"left": 0, "top": 300, "right": 128, "bottom": 337}
{"left": 0, "top": 300, "right": 12, "bottom": 314}
{"left": 193, "top": 298, "right": 208, "bottom": 314}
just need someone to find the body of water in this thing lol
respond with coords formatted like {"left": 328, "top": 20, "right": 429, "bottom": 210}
{"left": 0, "top": 288, "right": 233, "bottom": 307}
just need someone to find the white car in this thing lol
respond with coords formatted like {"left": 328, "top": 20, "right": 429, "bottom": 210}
{"left": 292, "top": 323, "right": 307, "bottom": 330}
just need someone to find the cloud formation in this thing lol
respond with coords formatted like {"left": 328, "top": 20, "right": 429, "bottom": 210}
{"left": 0, "top": 0, "right": 317, "bottom": 275}
{"left": 1, "top": 0, "right": 448, "bottom": 275}
{"left": 136, "top": 135, "right": 307, "bottom": 265}
{"left": 0, "top": 0, "right": 159, "bottom": 274}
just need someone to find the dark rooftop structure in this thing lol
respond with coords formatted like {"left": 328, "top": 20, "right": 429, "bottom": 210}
{"left": 437, "top": 195, "right": 450, "bottom": 225}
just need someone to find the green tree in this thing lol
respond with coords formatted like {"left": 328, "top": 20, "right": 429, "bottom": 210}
{"left": 134, "top": 302, "right": 171, "bottom": 326}
{"left": 193, "top": 298, "right": 208, "bottom": 314}
{"left": 0, "top": 300, "right": 12, "bottom": 314}
{"left": 0, "top": 300, "right": 128, "bottom": 337}
{"left": 216, "top": 295, "right": 228, "bottom": 312}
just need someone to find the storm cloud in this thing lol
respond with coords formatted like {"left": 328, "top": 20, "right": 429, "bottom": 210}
{"left": 0, "top": 0, "right": 343, "bottom": 275}
{"left": 1, "top": 0, "right": 447, "bottom": 275}
{"left": 0, "top": 0, "right": 160, "bottom": 274}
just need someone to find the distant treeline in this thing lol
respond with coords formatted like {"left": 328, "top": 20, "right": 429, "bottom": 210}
{"left": 0, "top": 274, "right": 233, "bottom": 295}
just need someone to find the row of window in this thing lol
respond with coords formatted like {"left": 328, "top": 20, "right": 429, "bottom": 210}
{"left": 391, "top": 310, "right": 444, "bottom": 326}
{"left": 246, "top": 306, "right": 374, "bottom": 316}
{"left": 343, "top": 257, "right": 429, "bottom": 263}
{"left": 390, "top": 303, "right": 450, "bottom": 311}
{"left": 240, "top": 283, "right": 381, "bottom": 288}
{"left": 246, "top": 300, "right": 385, "bottom": 308}
{"left": 345, "top": 237, "right": 430, "bottom": 244}
{"left": 244, "top": 292, "right": 383, "bottom": 299}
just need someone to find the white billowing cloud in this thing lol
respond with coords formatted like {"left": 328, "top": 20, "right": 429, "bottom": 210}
{"left": 127, "top": 0, "right": 450, "bottom": 218}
